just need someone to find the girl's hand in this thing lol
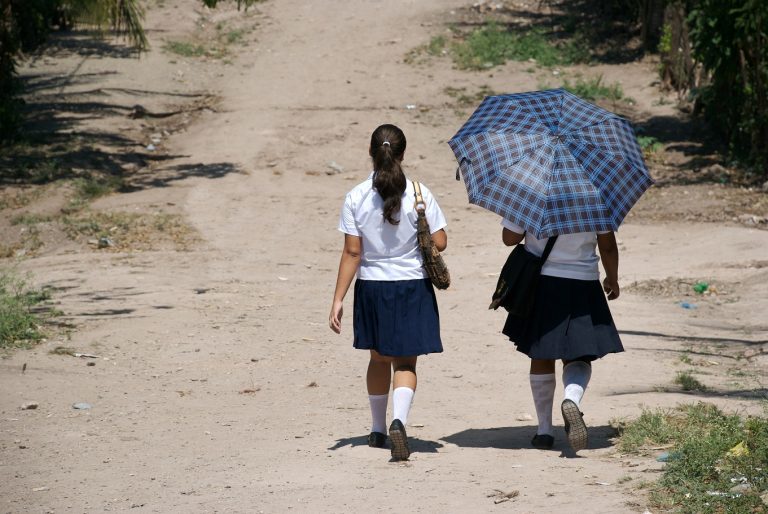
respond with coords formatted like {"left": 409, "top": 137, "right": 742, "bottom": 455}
{"left": 603, "top": 278, "right": 620, "bottom": 300}
{"left": 329, "top": 300, "right": 344, "bottom": 333}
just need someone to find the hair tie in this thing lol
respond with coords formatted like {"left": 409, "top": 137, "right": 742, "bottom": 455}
{"left": 382, "top": 141, "right": 391, "bottom": 146}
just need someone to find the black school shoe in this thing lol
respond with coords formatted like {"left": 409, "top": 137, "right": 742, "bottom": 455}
{"left": 367, "top": 431, "right": 387, "bottom": 448}
{"left": 561, "top": 399, "right": 588, "bottom": 452}
{"left": 388, "top": 419, "right": 411, "bottom": 461}
{"left": 531, "top": 434, "right": 555, "bottom": 450}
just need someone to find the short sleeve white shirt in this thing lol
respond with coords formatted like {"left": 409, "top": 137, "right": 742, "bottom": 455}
{"left": 501, "top": 219, "right": 608, "bottom": 281}
{"left": 339, "top": 173, "right": 447, "bottom": 281}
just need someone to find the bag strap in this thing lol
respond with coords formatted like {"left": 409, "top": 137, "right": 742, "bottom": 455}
{"left": 540, "top": 235, "right": 559, "bottom": 264}
{"left": 412, "top": 181, "right": 426, "bottom": 212}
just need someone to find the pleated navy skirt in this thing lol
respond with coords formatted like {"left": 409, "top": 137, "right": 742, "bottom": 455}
{"left": 503, "top": 275, "right": 623, "bottom": 361}
{"left": 353, "top": 278, "right": 443, "bottom": 357}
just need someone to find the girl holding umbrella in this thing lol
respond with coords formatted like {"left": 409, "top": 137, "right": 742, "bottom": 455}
{"left": 448, "top": 88, "right": 653, "bottom": 452}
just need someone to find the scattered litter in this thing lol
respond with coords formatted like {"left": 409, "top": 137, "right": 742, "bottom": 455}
{"left": 327, "top": 161, "right": 344, "bottom": 175}
{"left": 489, "top": 489, "right": 519, "bottom": 504}
{"left": 278, "top": 276, "right": 288, "bottom": 281}
{"left": 693, "top": 281, "right": 709, "bottom": 294}
{"left": 20, "top": 402, "right": 38, "bottom": 410}
{"left": 146, "top": 144, "right": 156, "bottom": 151}
{"left": 194, "top": 288, "right": 210, "bottom": 294}
{"left": 73, "top": 353, "right": 99, "bottom": 359}
{"left": 679, "top": 302, "right": 697, "bottom": 309}
{"left": 302, "top": 337, "right": 316, "bottom": 342}
{"left": 656, "top": 451, "right": 679, "bottom": 462}
{"left": 594, "top": 481, "right": 611, "bottom": 486}
{"left": 307, "top": 381, "right": 319, "bottom": 388}
{"left": 86, "top": 362, "right": 95, "bottom": 367}
{"left": 32, "top": 486, "right": 49, "bottom": 492}
{"left": 239, "top": 388, "right": 260, "bottom": 394}
{"left": 516, "top": 413, "right": 533, "bottom": 421}
{"left": 405, "top": 104, "right": 417, "bottom": 110}
{"left": 411, "top": 423, "right": 425, "bottom": 428}
{"left": 97, "top": 237, "right": 114, "bottom": 249}
{"left": 727, "top": 441, "right": 749, "bottom": 457}
{"left": 707, "top": 491, "right": 741, "bottom": 498}
{"left": 72, "top": 402, "right": 92, "bottom": 410}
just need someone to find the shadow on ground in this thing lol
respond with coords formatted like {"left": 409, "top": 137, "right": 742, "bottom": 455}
{"left": 329, "top": 434, "right": 444, "bottom": 455}
{"left": 442, "top": 424, "right": 616, "bottom": 452}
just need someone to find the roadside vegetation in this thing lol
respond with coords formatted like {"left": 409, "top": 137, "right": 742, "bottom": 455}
{"left": 616, "top": 403, "right": 768, "bottom": 513}
{"left": 407, "top": 0, "right": 768, "bottom": 181}
{"left": 0, "top": 269, "right": 55, "bottom": 350}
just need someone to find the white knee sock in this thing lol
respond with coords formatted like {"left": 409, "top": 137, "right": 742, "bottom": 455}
{"left": 369, "top": 394, "right": 388, "bottom": 434}
{"left": 529, "top": 373, "right": 556, "bottom": 436}
{"left": 563, "top": 361, "right": 592, "bottom": 407}
{"left": 392, "top": 387, "right": 415, "bottom": 425}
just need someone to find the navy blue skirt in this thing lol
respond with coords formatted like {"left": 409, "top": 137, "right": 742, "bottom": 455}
{"left": 503, "top": 276, "right": 623, "bottom": 361}
{"left": 353, "top": 278, "right": 443, "bottom": 357}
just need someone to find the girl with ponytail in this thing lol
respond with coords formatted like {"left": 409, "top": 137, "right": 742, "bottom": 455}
{"left": 329, "top": 124, "right": 447, "bottom": 461}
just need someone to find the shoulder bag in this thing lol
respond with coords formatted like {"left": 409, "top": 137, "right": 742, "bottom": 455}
{"left": 413, "top": 181, "right": 450, "bottom": 290}
{"left": 489, "top": 234, "right": 558, "bottom": 317}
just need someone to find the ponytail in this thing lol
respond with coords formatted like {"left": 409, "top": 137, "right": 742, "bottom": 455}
{"left": 370, "top": 124, "right": 407, "bottom": 225}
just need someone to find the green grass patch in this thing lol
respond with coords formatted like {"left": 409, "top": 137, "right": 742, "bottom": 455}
{"left": 0, "top": 270, "right": 52, "bottom": 350}
{"left": 73, "top": 175, "right": 124, "bottom": 201}
{"left": 443, "top": 85, "right": 496, "bottom": 107}
{"left": 616, "top": 404, "right": 768, "bottom": 513}
{"left": 11, "top": 213, "right": 54, "bottom": 226}
{"left": 451, "top": 23, "right": 590, "bottom": 70}
{"left": 675, "top": 371, "right": 708, "bottom": 391}
{"left": 164, "top": 40, "right": 207, "bottom": 58}
{"left": 561, "top": 75, "right": 624, "bottom": 102}
{"left": 637, "top": 135, "right": 664, "bottom": 160}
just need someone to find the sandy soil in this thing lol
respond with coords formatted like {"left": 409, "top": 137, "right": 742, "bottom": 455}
{"left": 2, "top": 1, "right": 767, "bottom": 513}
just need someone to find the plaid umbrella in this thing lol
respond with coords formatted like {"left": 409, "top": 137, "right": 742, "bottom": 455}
{"left": 448, "top": 88, "right": 654, "bottom": 238}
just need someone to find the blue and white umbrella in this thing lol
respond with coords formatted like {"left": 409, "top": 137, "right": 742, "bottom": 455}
{"left": 448, "top": 88, "right": 654, "bottom": 238}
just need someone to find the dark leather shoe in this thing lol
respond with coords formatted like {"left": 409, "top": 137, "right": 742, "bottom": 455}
{"left": 561, "top": 399, "right": 588, "bottom": 452}
{"left": 531, "top": 433, "right": 555, "bottom": 450}
{"left": 388, "top": 419, "right": 410, "bottom": 461}
{"left": 367, "top": 431, "right": 387, "bottom": 448}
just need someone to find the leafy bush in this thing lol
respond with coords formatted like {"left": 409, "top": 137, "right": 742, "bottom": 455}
{"left": 0, "top": 269, "right": 50, "bottom": 349}
{"left": 688, "top": 0, "right": 768, "bottom": 173}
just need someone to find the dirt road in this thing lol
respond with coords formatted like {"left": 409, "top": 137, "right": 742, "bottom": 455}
{"left": 2, "top": 1, "right": 767, "bottom": 512}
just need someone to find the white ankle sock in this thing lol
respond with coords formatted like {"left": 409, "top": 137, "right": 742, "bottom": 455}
{"left": 392, "top": 387, "right": 414, "bottom": 425}
{"left": 529, "top": 373, "right": 556, "bottom": 436}
{"left": 563, "top": 361, "right": 592, "bottom": 407}
{"left": 368, "top": 394, "right": 388, "bottom": 434}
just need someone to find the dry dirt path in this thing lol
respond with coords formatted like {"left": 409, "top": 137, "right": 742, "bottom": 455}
{"left": 2, "top": 1, "right": 767, "bottom": 513}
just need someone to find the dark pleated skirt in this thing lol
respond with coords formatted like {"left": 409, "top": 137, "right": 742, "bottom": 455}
{"left": 353, "top": 278, "right": 443, "bottom": 357}
{"left": 502, "top": 275, "right": 623, "bottom": 361}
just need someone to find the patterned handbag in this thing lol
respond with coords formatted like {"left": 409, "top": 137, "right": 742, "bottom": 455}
{"left": 413, "top": 181, "right": 450, "bottom": 290}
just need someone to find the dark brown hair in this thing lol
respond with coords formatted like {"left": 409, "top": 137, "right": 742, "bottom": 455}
{"left": 370, "top": 124, "right": 406, "bottom": 225}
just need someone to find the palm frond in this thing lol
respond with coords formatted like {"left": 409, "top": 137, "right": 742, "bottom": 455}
{"left": 67, "top": 0, "right": 148, "bottom": 51}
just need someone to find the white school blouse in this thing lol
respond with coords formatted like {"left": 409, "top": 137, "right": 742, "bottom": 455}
{"left": 501, "top": 219, "right": 609, "bottom": 281}
{"left": 338, "top": 173, "right": 447, "bottom": 281}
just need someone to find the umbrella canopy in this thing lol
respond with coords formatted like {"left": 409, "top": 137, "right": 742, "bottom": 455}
{"left": 448, "top": 88, "right": 654, "bottom": 238}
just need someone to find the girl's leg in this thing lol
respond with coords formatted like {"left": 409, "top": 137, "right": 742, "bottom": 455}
{"left": 560, "top": 358, "right": 592, "bottom": 452}
{"left": 562, "top": 359, "right": 592, "bottom": 407}
{"left": 391, "top": 356, "right": 417, "bottom": 424}
{"left": 367, "top": 350, "right": 392, "bottom": 438}
{"left": 389, "top": 356, "right": 417, "bottom": 461}
{"left": 529, "top": 359, "right": 556, "bottom": 448}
